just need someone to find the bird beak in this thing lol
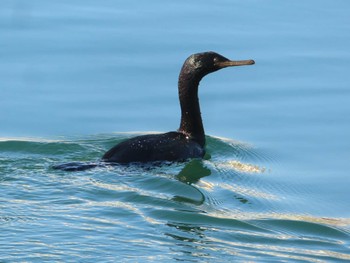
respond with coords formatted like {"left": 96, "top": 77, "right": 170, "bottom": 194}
{"left": 216, "top": 59, "right": 255, "bottom": 68}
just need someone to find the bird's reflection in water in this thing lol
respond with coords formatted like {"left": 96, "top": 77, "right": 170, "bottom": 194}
{"left": 165, "top": 223, "right": 210, "bottom": 261}
{"left": 169, "top": 160, "right": 211, "bottom": 206}
{"left": 176, "top": 159, "right": 211, "bottom": 184}
{"left": 172, "top": 159, "right": 251, "bottom": 206}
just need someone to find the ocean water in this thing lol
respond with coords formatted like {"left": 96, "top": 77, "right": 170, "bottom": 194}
{"left": 1, "top": 0, "right": 350, "bottom": 262}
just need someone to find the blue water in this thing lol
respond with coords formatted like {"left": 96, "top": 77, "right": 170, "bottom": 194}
{"left": 1, "top": 0, "right": 350, "bottom": 262}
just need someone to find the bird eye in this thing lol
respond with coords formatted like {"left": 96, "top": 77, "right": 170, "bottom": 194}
{"left": 213, "top": 57, "right": 219, "bottom": 64}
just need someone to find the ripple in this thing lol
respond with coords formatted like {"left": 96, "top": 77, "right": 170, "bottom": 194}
{"left": 207, "top": 135, "right": 275, "bottom": 164}
{"left": 1, "top": 134, "right": 349, "bottom": 262}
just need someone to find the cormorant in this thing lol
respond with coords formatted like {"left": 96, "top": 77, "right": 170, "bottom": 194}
{"left": 102, "top": 52, "right": 255, "bottom": 163}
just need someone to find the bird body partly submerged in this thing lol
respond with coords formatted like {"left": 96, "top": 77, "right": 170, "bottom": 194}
{"left": 54, "top": 51, "right": 254, "bottom": 170}
{"left": 102, "top": 132, "right": 205, "bottom": 163}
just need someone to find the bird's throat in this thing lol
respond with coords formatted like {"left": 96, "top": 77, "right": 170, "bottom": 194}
{"left": 178, "top": 75, "right": 205, "bottom": 147}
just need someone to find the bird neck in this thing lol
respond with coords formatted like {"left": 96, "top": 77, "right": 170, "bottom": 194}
{"left": 178, "top": 71, "right": 205, "bottom": 147}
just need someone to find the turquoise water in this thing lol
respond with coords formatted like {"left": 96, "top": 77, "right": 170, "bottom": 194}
{"left": 1, "top": 0, "right": 350, "bottom": 262}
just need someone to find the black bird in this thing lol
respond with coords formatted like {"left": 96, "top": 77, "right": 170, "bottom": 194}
{"left": 102, "top": 52, "right": 254, "bottom": 164}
